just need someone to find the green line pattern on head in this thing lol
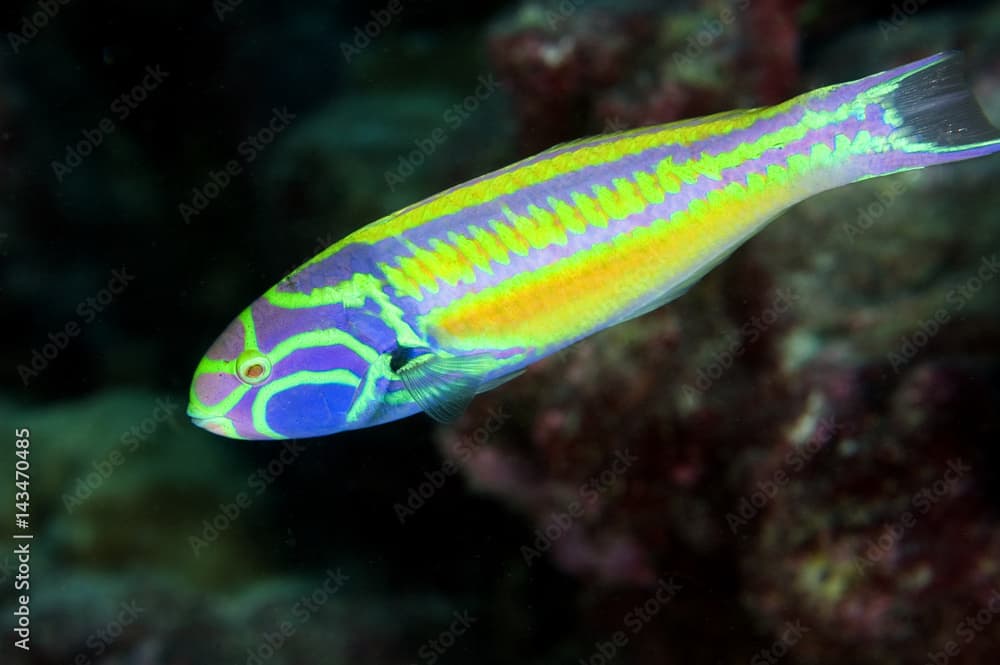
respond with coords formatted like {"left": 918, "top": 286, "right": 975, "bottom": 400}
{"left": 253, "top": 368, "right": 362, "bottom": 438}
{"left": 190, "top": 301, "right": 381, "bottom": 437}
{"left": 345, "top": 355, "right": 392, "bottom": 425}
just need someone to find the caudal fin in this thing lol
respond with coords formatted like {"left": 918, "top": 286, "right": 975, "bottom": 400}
{"left": 847, "top": 51, "right": 1000, "bottom": 177}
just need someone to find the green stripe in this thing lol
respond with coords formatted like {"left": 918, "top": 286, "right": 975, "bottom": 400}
{"left": 254, "top": 369, "right": 362, "bottom": 438}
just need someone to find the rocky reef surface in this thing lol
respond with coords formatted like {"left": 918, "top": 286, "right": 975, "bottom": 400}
{"left": 434, "top": 2, "right": 1000, "bottom": 664}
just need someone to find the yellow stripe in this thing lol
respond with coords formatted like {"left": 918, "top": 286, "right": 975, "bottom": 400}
{"left": 373, "top": 104, "right": 845, "bottom": 303}
{"left": 338, "top": 106, "right": 783, "bottom": 248}
{"left": 426, "top": 162, "right": 797, "bottom": 350}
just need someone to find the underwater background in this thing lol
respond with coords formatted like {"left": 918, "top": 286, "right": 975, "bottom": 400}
{"left": 2, "top": 0, "right": 1000, "bottom": 663}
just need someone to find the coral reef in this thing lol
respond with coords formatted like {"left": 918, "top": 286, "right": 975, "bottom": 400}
{"left": 437, "top": 5, "right": 1000, "bottom": 663}
{"left": 487, "top": 0, "right": 803, "bottom": 154}
{"left": 0, "top": 391, "right": 264, "bottom": 586}
{"left": 441, "top": 195, "right": 1000, "bottom": 663}
{"left": 9, "top": 569, "right": 460, "bottom": 665}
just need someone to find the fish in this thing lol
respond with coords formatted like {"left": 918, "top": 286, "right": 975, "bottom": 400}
{"left": 188, "top": 51, "right": 1000, "bottom": 440}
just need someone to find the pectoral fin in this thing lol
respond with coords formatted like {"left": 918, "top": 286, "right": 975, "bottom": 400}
{"left": 394, "top": 350, "right": 504, "bottom": 423}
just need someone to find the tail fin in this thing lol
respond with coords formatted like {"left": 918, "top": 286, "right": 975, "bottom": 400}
{"left": 845, "top": 51, "right": 1000, "bottom": 178}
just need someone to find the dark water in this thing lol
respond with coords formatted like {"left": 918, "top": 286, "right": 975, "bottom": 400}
{"left": 2, "top": 1, "right": 1000, "bottom": 664}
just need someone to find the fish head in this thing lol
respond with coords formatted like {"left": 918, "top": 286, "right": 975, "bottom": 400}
{"left": 187, "top": 292, "right": 386, "bottom": 439}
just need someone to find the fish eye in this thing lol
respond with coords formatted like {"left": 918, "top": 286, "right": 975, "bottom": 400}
{"left": 235, "top": 349, "right": 272, "bottom": 385}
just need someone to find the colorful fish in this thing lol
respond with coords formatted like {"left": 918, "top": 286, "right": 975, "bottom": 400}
{"left": 188, "top": 52, "right": 1000, "bottom": 440}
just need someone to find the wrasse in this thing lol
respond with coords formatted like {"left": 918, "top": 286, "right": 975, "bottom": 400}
{"left": 188, "top": 52, "right": 1000, "bottom": 440}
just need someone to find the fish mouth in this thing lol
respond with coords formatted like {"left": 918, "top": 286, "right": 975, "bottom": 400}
{"left": 187, "top": 404, "right": 239, "bottom": 438}
{"left": 190, "top": 415, "right": 238, "bottom": 437}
